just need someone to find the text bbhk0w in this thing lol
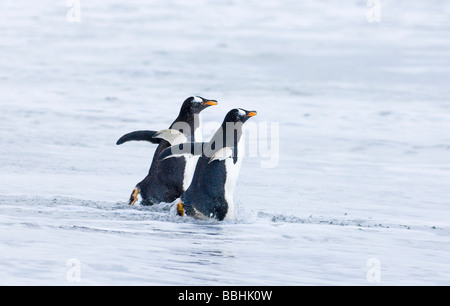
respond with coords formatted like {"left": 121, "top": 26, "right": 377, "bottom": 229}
{"left": 178, "top": 290, "right": 272, "bottom": 303}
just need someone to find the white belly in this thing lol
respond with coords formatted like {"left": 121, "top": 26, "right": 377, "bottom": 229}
{"left": 223, "top": 152, "right": 243, "bottom": 220}
{"left": 183, "top": 155, "right": 200, "bottom": 191}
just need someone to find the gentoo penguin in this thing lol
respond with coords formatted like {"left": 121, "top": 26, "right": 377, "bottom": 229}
{"left": 159, "top": 108, "right": 257, "bottom": 221}
{"left": 116, "top": 96, "right": 218, "bottom": 205}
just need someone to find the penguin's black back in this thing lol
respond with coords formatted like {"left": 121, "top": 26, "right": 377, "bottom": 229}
{"left": 181, "top": 155, "right": 228, "bottom": 220}
{"left": 137, "top": 139, "right": 187, "bottom": 205}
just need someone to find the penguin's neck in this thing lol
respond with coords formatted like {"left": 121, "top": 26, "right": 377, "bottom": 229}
{"left": 171, "top": 111, "right": 200, "bottom": 141}
{"left": 212, "top": 121, "right": 243, "bottom": 149}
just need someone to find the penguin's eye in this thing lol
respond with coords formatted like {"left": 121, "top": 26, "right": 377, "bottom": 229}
{"left": 237, "top": 109, "right": 246, "bottom": 117}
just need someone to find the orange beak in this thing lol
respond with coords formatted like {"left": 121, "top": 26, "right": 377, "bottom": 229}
{"left": 247, "top": 111, "right": 257, "bottom": 117}
{"left": 203, "top": 100, "right": 218, "bottom": 106}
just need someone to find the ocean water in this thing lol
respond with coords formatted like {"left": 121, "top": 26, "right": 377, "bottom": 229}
{"left": 0, "top": 0, "right": 450, "bottom": 285}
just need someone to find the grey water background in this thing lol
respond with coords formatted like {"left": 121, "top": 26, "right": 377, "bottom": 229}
{"left": 0, "top": 0, "right": 449, "bottom": 285}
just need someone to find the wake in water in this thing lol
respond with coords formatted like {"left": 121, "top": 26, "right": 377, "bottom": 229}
{"left": 1, "top": 195, "right": 445, "bottom": 234}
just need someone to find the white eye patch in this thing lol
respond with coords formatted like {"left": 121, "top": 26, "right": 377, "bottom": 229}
{"left": 237, "top": 108, "right": 246, "bottom": 116}
{"left": 193, "top": 96, "right": 203, "bottom": 103}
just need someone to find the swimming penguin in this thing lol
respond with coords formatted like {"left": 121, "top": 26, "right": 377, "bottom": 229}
{"left": 116, "top": 96, "right": 218, "bottom": 205}
{"left": 159, "top": 108, "right": 257, "bottom": 221}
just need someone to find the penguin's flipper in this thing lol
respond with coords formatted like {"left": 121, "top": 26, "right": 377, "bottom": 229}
{"left": 208, "top": 147, "right": 234, "bottom": 163}
{"left": 158, "top": 142, "right": 205, "bottom": 161}
{"left": 153, "top": 129, "right": 188, "bottom": 146}
{"left": 116, "top": 130, "right": 160, "bottom": 145}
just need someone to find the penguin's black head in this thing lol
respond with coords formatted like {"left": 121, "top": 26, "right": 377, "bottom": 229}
{"left": 181, "top": 96, "right": 218, "bottom": 115}
{"left": 224, "top": 108, "right": 257, "bottom": 123}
